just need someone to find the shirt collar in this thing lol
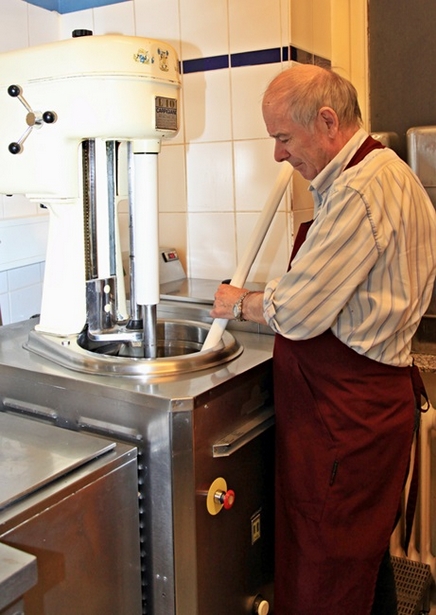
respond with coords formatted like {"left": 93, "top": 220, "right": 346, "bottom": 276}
{"left": 309, "top": 128, "right": 368, "bottom": 200}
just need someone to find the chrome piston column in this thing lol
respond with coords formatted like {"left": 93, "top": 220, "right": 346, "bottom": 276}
{"left": 84, "top": 139, "right": 128, "bottom": 337}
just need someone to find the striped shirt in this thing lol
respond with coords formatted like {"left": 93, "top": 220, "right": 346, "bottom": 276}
{"left": 264, "top": 129, "right": 436, "bottom": 366}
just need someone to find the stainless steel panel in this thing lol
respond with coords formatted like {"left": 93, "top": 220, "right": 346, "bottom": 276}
{"left": 25, "top": 318, "right": 243, "bottom": 376}
{"left": 0, "top": 309, "right": 275, "bottom": 615}
{"left": 407, "top": 126, "right": 436, "bottom": 196}
{"left": 0, "top": 413, "right": 115, "bottom": 509}
{"left": 370, "top": 131, "right": 400, "bottom": 153}
{"left": 407, "top": 126, "right": 436, "bottom": 324}
{"left": 196, "top": 425, "right": 275, "bottom": 613}
{"left": 212, "top": 406, "right": 274, "bottom": 457}
{"left": 0, "top": 419, "right": 142, "bottom": 615}
{"left": 0, "top": 543, "right": 37, "bottom": 612}
{"left": 169, "top": 360, "right": 275, "bottom": 614}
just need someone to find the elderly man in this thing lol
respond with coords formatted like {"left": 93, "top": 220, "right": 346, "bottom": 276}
{"left": 211, "top": 64, "right": 436, "bottom": 614}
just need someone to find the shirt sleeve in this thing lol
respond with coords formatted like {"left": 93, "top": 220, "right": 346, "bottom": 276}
{"left": 263, "top": 185, "right": 381, "bottom": 339}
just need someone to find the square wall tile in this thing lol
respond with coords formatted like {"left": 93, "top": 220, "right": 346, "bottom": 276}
{"left": 0, "top": 271, "right": 7, "bottom": 294}
{"left": 236, "top": 210, "right": 290, "bottom": 283}
{"left": 134, "top": 0, "right": 181, "bottom": 54}
{"left": 291, "top": 172, "right": 314, "bottom": 212}
{"left": 9, "top": 283, "right": 42, "bottom": 322}
{"left": 348, "top": 0, "right": 368, "bottom": 123}
{"left": 183, "top": 69, "right": 232, "bottom": 143}
{"left": 291, "top": 0, "right": 313, "bottom": 52}
{"left": 231, "top": 63, "right": 284, "bottom": 140}
{"left": 159, "top": 143, "right": 187, "bottom": 213}
{"left": 293, "top": 208, "right": 313, "bottom": 237}
{"left": 159, "top": 212, "right": 187, "bottom": 271}
{"left": 186, "top": 142, "right": 234, "bottom": 212}
{"left": 0, "top": 0, "right": 29, "bottom": 50}
{"left": 0, "top": 292, "right": 10, "bottom": 325}
{"left": 3, "top": 194, "right": 39, "bottom": 218}
{"left": 280, "top": 0, "right": 290, "bottom": 48}
{"left": 188, "top": 212, "right": 236, "bottom": 279}
{"left": 116, "top": 206, "right": 188, "bottom": 272}
{"left": 92, "top": 0, "right": 135, "bottom": 34}
{"left": 234, "top": 140, "right": 289, "bottom": 212}
{"left": 59, "top": 8, "right": 94, "bottom": 38}
{"left": 179, "top": 0, "right": 228, "bottom": 60}
{"left": 8, "top": 263, "right": 42, "bottom": 291}
{"left": 228, "top": 0, "right": 281, "bottom": 54}
{"left": 312, "top": 0, "right": 331, "bottom": 59}
{"left": 331, "top": 1, "right": 350, "bottom": 77}
{"left": 28, "top": 3, "right": 60, "bottom": 45}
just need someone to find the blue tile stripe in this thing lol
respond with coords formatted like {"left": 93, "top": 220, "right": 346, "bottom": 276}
{"left": 182, "top": 46, "right": 330, "bottom": 74}
{"left": 182, "top": 55, "right": 229, "bottom": 74}
{"left": 231, "top": 47, "right": 281, "bottom": 67}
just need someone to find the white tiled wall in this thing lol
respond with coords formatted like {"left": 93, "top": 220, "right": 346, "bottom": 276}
{"left": 0, "top": 0, "right": 366, "bottom": 324}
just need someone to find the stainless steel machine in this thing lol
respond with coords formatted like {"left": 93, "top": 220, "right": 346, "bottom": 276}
{"left": 0, "top": 413, "right": 142, "bottom": 615}
{"left": 408, "top": 127, "right": 436, "bottom": 352}
{"left": 0, "top": 33, "right": 276, "bottom": 615}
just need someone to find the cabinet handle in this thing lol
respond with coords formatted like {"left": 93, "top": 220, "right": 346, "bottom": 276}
{"left": 212, "top": 407, "right": 274, "bottom": 458}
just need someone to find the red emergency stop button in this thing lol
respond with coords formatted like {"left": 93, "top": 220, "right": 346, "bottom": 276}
{"left": 206, "top": 477, "right": 235, "bottom": 515}
{"left": 221, "top": 488, "right": 235, "bottom": 509}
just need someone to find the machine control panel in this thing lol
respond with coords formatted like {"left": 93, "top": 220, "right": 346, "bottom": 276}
{"left": 159, "top": 247, "right": 186, "bottom": 284}
{"left": 161, "top": 248, "right": 179, "bottom": 263}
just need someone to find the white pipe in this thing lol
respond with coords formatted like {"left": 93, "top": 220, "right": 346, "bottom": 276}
{"left": 390, "top": 435, "right": 417, "bottom": 559}
{"left": 393, "top": 402, "right": 436, "bottom": 587}
{"left": 418, "top": 403, "right": 436, "bottom": 578}
{"left": 202, "top": 163, "right": 294, "bottom": 351}
{"left": 133, "top": 149, "right": 160, "bottom": 306}
{"left": 95, "top": 139, "right": 111, "bottom": 279}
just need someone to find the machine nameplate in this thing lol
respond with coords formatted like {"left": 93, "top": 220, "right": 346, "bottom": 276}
{"left": 251, "top": 510, "right": 262, "bottom": 545}
{"left": 155, "top": 96, "right": 178, "bottom": 131}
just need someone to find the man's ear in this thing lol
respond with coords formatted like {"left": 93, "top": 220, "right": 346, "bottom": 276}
{"left": 317, "top": 106, "right": 339, "bottom": 135}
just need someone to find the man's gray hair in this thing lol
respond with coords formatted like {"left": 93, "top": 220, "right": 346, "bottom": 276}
{"left": 263, "top": 64, "right": 363, "bottom": 129}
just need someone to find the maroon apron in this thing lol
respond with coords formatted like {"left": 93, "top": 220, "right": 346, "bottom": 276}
{"left": 273, "top": 137, "right": 416, "bottom": 614}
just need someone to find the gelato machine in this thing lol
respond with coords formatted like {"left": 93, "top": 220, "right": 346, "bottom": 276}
{"left": 0, "top": 33, "right": 277, "bottom": 615}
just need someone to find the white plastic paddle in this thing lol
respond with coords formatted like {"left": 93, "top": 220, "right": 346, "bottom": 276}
{"left": 202, "top": 163, "right": 294, "bottom": 351}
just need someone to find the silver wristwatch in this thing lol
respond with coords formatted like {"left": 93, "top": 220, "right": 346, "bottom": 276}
{"left": 232, "top": 291, "right": 250, "bottom": 321}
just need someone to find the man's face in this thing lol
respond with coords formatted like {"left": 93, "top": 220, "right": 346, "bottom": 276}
{"left": 263, "top": 103, "right": 333, "bottom": 181}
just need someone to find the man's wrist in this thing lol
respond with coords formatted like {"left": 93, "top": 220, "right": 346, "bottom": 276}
{"left": 232, "top": 290, "right": 251, "bottom": 321}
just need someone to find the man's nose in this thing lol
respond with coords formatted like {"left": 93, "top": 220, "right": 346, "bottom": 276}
{"left": 274, "top": 141, "right": 289, "bottom": 162}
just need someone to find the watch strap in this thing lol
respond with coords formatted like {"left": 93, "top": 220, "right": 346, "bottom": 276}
{"left": 233, "top": 290, "right": 250, "bottom": 321}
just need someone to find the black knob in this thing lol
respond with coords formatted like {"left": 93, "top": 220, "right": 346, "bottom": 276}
{"left": 8, "top": 142, "right": 22, "bottom": 155}
{"left": 126, "top": 319, "right": 143, "bottom": 330}
{"left": 72, "top": 29, "right": 93, "bottom": 38}
{"left": 42, "top": 111, "right": 56, "bottom": 124}
{"left": 7, "top": 85, "right": 21, "bottom": 97}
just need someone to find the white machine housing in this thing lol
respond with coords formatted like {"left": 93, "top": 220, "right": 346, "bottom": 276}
{"left": 0, "top": 34, "right": 181, "bottom": 335}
